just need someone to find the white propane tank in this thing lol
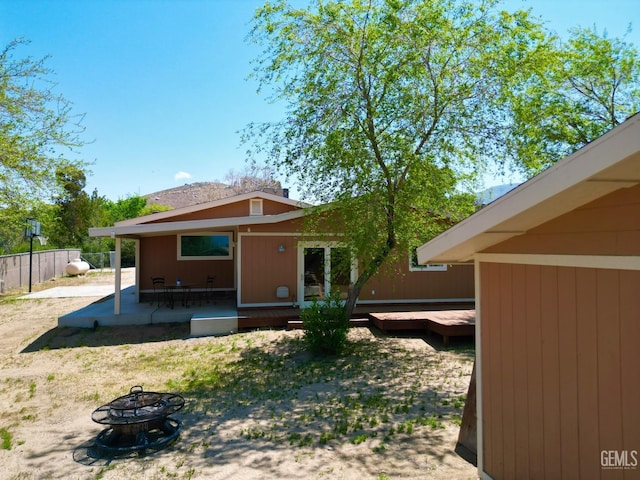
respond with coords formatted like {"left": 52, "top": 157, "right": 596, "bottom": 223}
{"left": 65, "top": 258, "right": 90, "bottom": 276}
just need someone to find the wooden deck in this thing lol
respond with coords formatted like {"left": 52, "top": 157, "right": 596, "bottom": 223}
{"left": 238, "top": 307, "right": 299, "bottom": 329}
{"left": 369, "top": 309, "right": 475, "bottom": 346}
{"left": 238, "top": 306, "right": 476, "bottom": 346}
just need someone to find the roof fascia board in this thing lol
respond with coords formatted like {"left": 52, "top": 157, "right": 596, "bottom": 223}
{"left": 417, "top": 114, "right": 640, "bottom": 265}
{"left": 116, "top": 190, "right": 309, "bottom": 227}
{"left": 476, "top": 252, "right": 640, "bottom": 271}
{"left": 92, "top": 209, "right": 306, "bottom": 237}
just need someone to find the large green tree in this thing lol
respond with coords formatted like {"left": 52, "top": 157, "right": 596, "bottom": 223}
{"left": 246, "top": 0, "right": 554, "bottom": 317}
{"left": 504, "top": 25, "right": 640, "bottom": 175}
{"left": 0, "top": 39, "right": 86, "bottom": 252}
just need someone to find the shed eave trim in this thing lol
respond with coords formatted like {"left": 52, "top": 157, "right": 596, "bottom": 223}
{"left": 475, "top": 253, "right": 640, "bottom": 271}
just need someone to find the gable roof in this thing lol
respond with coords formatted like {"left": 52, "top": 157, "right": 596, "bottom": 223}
{"left": 90, "top": 190, "right": 310, "bottom": 238}
{"left": 116, "top": 190, "right": 309, "bottom": 227}
{"left": 417, "top": 113, "right": 640, "bottom": 264}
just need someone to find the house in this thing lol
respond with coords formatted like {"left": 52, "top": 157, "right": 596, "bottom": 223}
{"left": 417, "top": 113, "right": 640, "bottom": 479}
{"left": 88, "top": 190, "right": 474, "bottom": 323}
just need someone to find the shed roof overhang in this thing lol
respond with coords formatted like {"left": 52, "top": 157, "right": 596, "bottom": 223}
{"left": 417, "top": 114, "right": 640, "bottom": 265}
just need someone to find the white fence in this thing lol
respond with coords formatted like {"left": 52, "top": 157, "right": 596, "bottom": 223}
{"left": 0, "top": 249, "right": 81, "bottom": 293}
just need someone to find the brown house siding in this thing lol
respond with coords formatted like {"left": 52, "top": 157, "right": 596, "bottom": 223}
{"left": 359, "top": 262, "right": 474, "bottom": 301}
{"left": 139, "top": 235, "right": 235, "bottom": 290}
{"left": 240, "top": 235, "right": 298, "bottom": 304}
{"left": 238, "top": 233, "right": 474, "bottom": 305}
{"left": 480, "top": 262, "right": 640, "bottom": 480}
{"left": 147, "top": 199, "right": 301, "bottom": 223}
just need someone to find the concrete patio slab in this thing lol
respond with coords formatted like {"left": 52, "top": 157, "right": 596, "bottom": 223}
{"left": 57, "top": 285, "right": 240, "bottom": 332}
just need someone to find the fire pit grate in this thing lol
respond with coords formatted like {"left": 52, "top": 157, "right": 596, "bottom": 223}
{"left": 91, "top": 385, "right": 185, "bottom": 454}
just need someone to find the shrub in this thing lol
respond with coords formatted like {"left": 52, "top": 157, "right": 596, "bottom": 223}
{"left": 301, "top": 291, "right": 350, "bottom": 355}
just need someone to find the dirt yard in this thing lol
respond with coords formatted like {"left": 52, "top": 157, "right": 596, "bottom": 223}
{"left": 0, "top": 270, "right": 477, "bottom": 480}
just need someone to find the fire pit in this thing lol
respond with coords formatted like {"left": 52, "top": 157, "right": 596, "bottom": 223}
{"left": 91, "top": 385, "right": 185, "bottom": 454}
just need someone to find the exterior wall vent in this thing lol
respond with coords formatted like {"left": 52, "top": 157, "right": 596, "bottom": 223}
{"left": 276, "top": 286, "right": 289, "bottom": 298}
{"left": 250, "top": 199, "right": 263, "bottom": 216}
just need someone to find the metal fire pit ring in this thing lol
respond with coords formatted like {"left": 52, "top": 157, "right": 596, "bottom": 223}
{"left": 91, "top": 386, "right": 185, "bottom": 454}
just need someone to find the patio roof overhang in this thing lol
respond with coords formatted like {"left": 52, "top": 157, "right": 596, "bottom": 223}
{"left": 89, "top": 209, "right": 307, "bottom": 239}
{"left": 418, "top": 113, "right": 640, "bottom": 265}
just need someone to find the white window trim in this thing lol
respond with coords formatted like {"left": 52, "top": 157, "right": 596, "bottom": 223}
{"left": 177, "top": 231, "right": 233, "bottom": 261}
{"left": 409, "top": 263, "right": 448, "bottom": 272}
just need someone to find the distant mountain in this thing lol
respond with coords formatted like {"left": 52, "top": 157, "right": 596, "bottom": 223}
{"left": 143, "top": 182, "right": 287, "bottom": 209}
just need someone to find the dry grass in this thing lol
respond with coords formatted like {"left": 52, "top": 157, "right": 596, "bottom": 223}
{"left": 0, "top": 271, "right": 476, "bottom": 480}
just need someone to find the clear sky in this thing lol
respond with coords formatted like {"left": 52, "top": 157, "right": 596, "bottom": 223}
{"left": 1, "top": 0, "right": 639, "bottom": 201}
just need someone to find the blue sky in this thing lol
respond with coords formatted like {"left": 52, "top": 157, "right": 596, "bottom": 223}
{"left": 1, "top": 0, "right": 639, "bottom": 201}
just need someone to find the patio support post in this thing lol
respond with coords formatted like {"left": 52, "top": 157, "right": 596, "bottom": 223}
{"left": 134, "top": 238, "right": 140, "bottom": 303}
{"left": 114, "top": 237, "right": 122, "bottom": 315}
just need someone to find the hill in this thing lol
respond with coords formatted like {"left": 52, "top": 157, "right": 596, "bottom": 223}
{"left": 144, "top": 182, "right": 287, "bottom": 209}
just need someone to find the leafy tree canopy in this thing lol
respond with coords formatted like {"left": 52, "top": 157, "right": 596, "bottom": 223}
{"left": 504, "top": 25, "right": 640, "bottom": 175}
{"left": 0, "top": 38, "right": 88, "bottom": 252}
{"left": 0, "top": 39, "right": 87, "bottom": 210}
{"left": 245, "top": 0, "right": 556, "bottom": 315}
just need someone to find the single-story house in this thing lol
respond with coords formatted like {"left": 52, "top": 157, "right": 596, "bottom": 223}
{"left": 89, "top": 190, "right": 474, "bottom": 319}
{"left": 417, "top": 113, "right": 640, "bottom": 479}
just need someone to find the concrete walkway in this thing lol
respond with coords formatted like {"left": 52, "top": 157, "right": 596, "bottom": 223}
{"left": 22, "top": 284, "right": 132, "bottom": 299}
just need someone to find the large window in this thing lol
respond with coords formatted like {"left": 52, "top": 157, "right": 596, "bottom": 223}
{"left": 177, "top": 232, "right": 232, "bottom": 260}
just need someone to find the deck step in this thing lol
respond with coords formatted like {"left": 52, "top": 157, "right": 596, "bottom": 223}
{"left": 287, "top": 318, "right": 370, "bottom": 330}
{"left": 190, "top": 310, "right": 238, "bottom": 337}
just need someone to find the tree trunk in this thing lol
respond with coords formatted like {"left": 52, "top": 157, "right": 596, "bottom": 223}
{"left": 343, "top": 237, "right": 395, "bottom": 320}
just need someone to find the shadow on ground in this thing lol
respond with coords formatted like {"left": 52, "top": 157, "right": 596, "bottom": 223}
{"left": 21, "top": 323, "right": 190, "bottom": 353}
{"left": 368, "top": 325, "right": 475, "bottom": 353}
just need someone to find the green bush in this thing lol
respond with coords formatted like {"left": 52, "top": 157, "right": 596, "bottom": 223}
{"left": 301, "top": 292, "right": 350, "bottom": 355}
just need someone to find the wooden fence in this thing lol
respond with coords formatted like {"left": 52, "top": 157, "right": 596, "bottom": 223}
{"left": 0, "top": 249, "right": 81, "bottom": 293}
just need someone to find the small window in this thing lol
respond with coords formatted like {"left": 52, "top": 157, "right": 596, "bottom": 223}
{"left": 250, "top": 199, "right": 263, "bottom": 216}
{"left": 409, "top": 247, "right": 447, "bottom": 272}
{"left": 178, "top": 232, "right": 232, "bottom": 260}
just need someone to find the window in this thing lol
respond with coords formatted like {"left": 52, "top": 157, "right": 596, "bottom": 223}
{"left": 177, "top": 232, "right": 232, "bottom": 260}
{"left": 409, "top": 247, "right": 447, "bottom": 272}
{"left": 250, "top": 199, "right": 263, "bottom": 216}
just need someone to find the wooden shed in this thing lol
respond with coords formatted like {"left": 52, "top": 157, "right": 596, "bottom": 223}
{"left": 418, "top": 114, "right": 640, "bottom": 479}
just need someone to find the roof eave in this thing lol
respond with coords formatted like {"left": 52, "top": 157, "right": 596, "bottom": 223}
{"left": 418, "top": 114, "right": 640, "bottom": 264}
{"left": 90, "top": 209, "right": 306, "bottom": 238}
{"left": 116, "top": 190, "right": 310, "bottom": 227}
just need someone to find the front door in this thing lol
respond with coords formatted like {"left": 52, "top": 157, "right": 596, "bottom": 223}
{"left": 298, "top": 243, "right": 355, "bottom": 306}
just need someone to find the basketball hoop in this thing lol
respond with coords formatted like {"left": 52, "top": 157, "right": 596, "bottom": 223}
{"left": 25, "top": 218, "right": 43, "bottom": 293}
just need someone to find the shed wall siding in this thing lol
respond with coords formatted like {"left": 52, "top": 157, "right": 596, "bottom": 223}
{"left": 480, "top": 262, "right": 640, "bottom": 480}
{"left": 485, "top": 184, "right": 640, "bottom": 256}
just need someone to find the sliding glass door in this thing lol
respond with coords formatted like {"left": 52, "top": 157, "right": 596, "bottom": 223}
{"left": 298, "top": 243, "right": 355, "bottom": 306}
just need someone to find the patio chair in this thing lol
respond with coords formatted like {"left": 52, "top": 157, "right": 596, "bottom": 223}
{"left": 200, "top": 275, "right": 216, "bottom": 305}
{"left": 150, "top": 276, "right": 166, "bottom": 306}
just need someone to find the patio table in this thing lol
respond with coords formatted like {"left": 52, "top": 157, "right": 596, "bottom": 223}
{"left": 165, "top": 283, "right": 193, "bottom": 309}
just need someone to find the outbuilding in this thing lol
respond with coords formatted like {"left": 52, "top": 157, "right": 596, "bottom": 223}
{"left": 418, "top": 114, "right": 640, "bottom": 479}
